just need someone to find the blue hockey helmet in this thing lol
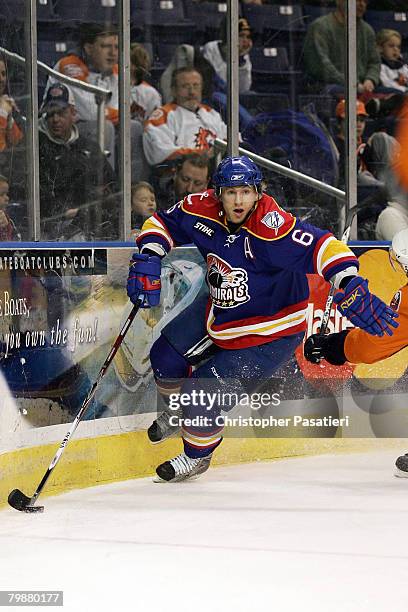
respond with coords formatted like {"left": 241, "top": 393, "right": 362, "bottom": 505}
{"left": 212, "top": 156, "right": 263, "bottom": 195}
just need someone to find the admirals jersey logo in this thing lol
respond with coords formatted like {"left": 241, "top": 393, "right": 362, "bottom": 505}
{"left": 261, "top": 211, "right": 285, "bottom": 235}
{"left": 207, "top": 253, "right": 250, "bottom": 308}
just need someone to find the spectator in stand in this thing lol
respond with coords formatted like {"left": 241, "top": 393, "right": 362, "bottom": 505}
{"left": 143, "top": 67, "right": 227, "bottom": 167}
{"left": 156, "top": 153, "right": 211, "bottom": 210}
{"left": 333, "top": 98, "right": 368, "bottom": 187}
{"left": 49, "top": 23, "right": 145, "bottom": 180}
{"left": 0, "top": 174, "right": 18, "bottom": 240}
{"left": 303, "top": 0, "right": 380, "bottom": 94}
{"left": 130, "top": 43, "right": 162, "bottom": 122}
{"left": 201, "top": 17, "right": 253, "bottom": 94}
{"left": 0, "top": 56, "right": 23, "bottom": 152}
{"left": 131, "top": 181, "right": 157, "bottom": 229}
{"left": 38, "top": 83, "right": 117, "bottom": 241}
{"left": 376, "top": 29, "right": 408, "bottom": 93}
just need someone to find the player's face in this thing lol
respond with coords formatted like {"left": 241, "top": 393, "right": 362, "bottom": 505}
{"left": 174, "top": 71, "right": 203, "bottom": 111}
{"left": 0, "top": 180, "right": 9, "bottom": 209}
{"left": 221, "top": 185, "right": 258, "bottom": 223}
{"left": 132, "top": 186, "right": 157, "bottom": 218}
{"left": 0, "top": 60, "right": 7, "bottom": 96}
{"left": 84, "top": 35, "right": 118, "bottom": 74}
{"left": 381, "top": 36, "right": 401, "bottom": 62}
{"left": 174, "top": 161, "right": 209, "bottom": 199}
{"left": 46, "top": 106, "right": 75, "bottom": 140}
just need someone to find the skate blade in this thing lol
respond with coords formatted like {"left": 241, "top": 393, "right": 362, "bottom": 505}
{"left": 394, "top": 468, "right": 408, "bottom": 478}
{"left": 152, "top": 473, "right": 202, "bottom": 483}
{"left": 148, "top": 429, "right": 181, "bottom": 445}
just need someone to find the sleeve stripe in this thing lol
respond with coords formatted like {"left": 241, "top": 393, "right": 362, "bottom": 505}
{"left": 315, "top": 235, "right": 336, "bottom": 275}
{"left": 137, "top": 228, "right": 173, "bottom": 247}
{"left": 321, "top": 252, "right": 357, "bottom": 274}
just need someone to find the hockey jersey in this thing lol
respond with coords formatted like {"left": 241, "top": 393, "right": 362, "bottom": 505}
{"left": 396, "top": 100, "right": 408, "bottom": 190}
{"left": 0, "top": 108, "right": 22, "bottom": 151}
{"left": 200, "top": 40, "right": 252, "bottom": 93}
{"left": 130, "top": 81, "right": 162, "bottom": 121}
{"left": 143, "top": 103, "right": 227, "bottom": 166}
{"left": 137, "top": 190, "right": 358, "bottom": 349}
{"left": 344, "top": 284, "right": 408, "bottom": 363}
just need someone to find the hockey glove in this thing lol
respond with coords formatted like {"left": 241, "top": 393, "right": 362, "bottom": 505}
{"left": 304, "top": 331, "right": 349, "bottom": 366}
{"left": 333, "top": 276, "right": 399, "bottom": 337}
{"left": 127, "top": 253, "right": 161, "bottom": 308}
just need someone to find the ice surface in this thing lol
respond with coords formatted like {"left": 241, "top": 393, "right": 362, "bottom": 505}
{"left": 1, "top": 450, "right": 408, "bottom": 612}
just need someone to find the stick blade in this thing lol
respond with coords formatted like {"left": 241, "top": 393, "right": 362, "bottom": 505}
{"left": 8, "top": 489, "right": 44, "bottom": 513}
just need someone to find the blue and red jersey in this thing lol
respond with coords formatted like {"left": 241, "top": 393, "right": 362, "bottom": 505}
{"left": 136, "top": 190, "right": 358, "bottom": 349}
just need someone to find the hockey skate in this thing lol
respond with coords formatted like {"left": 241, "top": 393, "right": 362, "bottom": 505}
{"left": 154, "top": 451, "right": 213, "bottom": 482}
{"left": 395, "top": 453, "right": 408, "bottom": 478}
{"left": 147, "top": 407, "right": 182, "bottom": 443}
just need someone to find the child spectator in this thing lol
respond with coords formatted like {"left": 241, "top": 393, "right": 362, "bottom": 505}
{"left": 0, "top": 57, "right": 23, "bottom": 152}
{"left": 130, "top": 43, "right": 162, "bottom": 121}
{"left": 376, "top": 29, "right": 408, "bottom": 93}
{"left": 131, "top": 181, "right": 157, "bottom": 229}
{"left": 0, "top": 174, "right": 18, "bottom": 240}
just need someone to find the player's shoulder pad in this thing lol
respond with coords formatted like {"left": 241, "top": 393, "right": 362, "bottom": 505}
{"left": 180, "top": 189, "right": 224, "bottom": 225}
{"left": 244, "top": 194, "right": 296, "bottom": 241}
{"left": 145, "top": 103, "right": 177, "bottom": 127}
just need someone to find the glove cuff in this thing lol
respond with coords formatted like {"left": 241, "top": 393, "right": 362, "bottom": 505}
{"left": 322, "top": 330, "right": 350, "bottom": 366}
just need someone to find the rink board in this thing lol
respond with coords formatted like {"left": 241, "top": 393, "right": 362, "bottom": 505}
{"left": 0, "top": 241, "right": 406, "bottom": 506}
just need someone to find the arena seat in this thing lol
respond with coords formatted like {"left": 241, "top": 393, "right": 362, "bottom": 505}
{"left": 240, "top": 92, "right": 290, "bottom": 116}
{"left": 365, "top": 10, "right": 408, "bottom": 38}
{"left": 54, "top": 0, "right": 118, "bottom": 23}
{"left": 241, "top": 3, "right": 306, "bottom": 41}
{"left": 0, "top": 0, "right": 57, "bottom": 23}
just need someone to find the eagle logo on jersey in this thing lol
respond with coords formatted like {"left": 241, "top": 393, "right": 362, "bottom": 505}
{"left": 195, "top": 127, "right": 216, "bottom": 150}
{"left": 390, "top": 290, "right": 402, "bottom": 312}
{"left": 207, "top": 254, "right": 250, "bottom": 308}
{"left": 261, "top": 211, "right": 285, "bottom": 235}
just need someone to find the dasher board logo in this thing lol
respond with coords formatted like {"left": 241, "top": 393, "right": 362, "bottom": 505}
{"left": 207, "top": 253, "right": 250, "bottom": 308}
{"left": 261, "top": 211, "right": 284, "bottom": 234}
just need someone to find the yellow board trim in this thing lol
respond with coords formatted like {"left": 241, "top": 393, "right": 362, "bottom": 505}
{"left": 0, "top": 432, "right": 404, "bottom": 508}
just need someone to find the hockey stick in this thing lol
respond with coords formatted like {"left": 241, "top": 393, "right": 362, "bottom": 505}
{"left": 8, "top": 299, "right": 142, "bottom": 513}
{"left": 318, "top": 200, "right": 370, "bottom": 337}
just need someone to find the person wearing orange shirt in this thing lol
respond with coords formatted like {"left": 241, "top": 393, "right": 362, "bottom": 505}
{"left": 304, "top": 228, "right": 408, "bottom": 476}
{"left": 0, "top": 56, "right": 23, "bottom": 152}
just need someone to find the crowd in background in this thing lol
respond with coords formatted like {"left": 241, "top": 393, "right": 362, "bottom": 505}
{"left": 0, "top": 0, "right": 406, "bottom": 242}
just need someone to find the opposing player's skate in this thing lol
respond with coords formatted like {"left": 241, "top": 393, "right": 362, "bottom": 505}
{"left": 154, "top": 451, "right": 212, "bottom": 482}
{"left": 395, "top": 453, "right": 408, "bottom": 478}
{"left": 147, "top": 407, "right": 182, "bottom": 443}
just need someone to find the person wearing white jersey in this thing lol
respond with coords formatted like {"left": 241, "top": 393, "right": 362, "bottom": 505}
{"left": 200, "top": 17, "right": 253, "bottom": 94}
{"left": 143, "top": 67, "right": 227, "bottom": 167}
{"left": 130, "top": 43, "right": 162, "bottom": 122}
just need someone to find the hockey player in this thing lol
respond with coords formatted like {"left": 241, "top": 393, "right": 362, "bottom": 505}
{"left": 304, "top": 228, "right": 408, "bottom": 476}
{"left": 127, "top": 156, "right": 399, "bottom": 483}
